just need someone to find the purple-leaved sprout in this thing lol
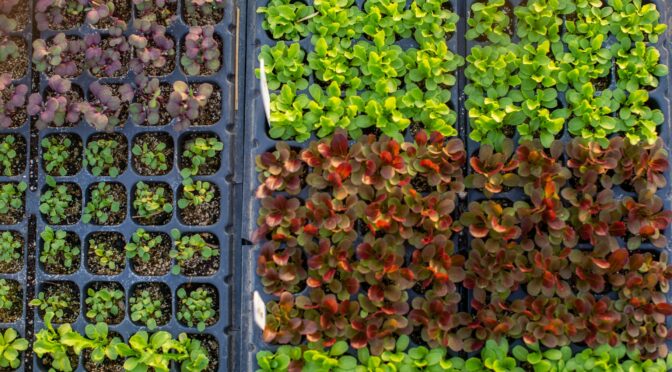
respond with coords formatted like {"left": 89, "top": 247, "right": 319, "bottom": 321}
{"left": 133, "top": 0, "right": 177, "bottom": 26}
{"left": 129, "top": 74, "right": 168, "bottom": 126}
{"left": 129, "top": 19, "right": 175, "bottom": 76}
{"left": 27, "top": 75, "right": 82, "bottom": 129}
{"left": 166, "top": 81, "right": 214, "bottom": 130}
{"left": 84, "top": 27, "right": 130, "bottom": 77}
{"left": 32, "top": 33, "right": 85, "bottom": 77}
{"left": 0, "top": 74, "right": 28, "bottom": 128}
{"left": 181, "top": 25, "right": 221, "bottom": 76}
{"left": 35, "top": 0, "right": 87, "bottom": 31}
{"left": 80, "top": 81, "right": 134, "bottom": 131}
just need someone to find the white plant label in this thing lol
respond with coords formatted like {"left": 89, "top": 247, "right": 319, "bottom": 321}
{"left": 259, "top": 58, "right": 271, "bottom": 125}
{"left": 253, "top": 290, "right": 266, "bottom": 330}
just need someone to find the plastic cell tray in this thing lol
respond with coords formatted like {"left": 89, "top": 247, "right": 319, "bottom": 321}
{"left": 235, "top": 0, "right": 672, "bottom": 369}
{"left": 25, "top": 0, "right": 247, "bottom": 370}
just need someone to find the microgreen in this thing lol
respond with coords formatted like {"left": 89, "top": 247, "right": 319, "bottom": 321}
{"left": 82, "top": 182, "right": 124, "bottom": 225}
{"left": 0, "top": 75, "right": 28, "bottom": 129}
{"left": 181, "top": 136, "right": 223, "bottom": 177}
{"left": 178, "top": 179, "right": 215, "bottom": 209}
{"left": 177, "top": 287, "right": 216, "bottom": 332}
{"left": 83, "top": 138, "right": 122, "bottom": 177}
{"left": 181, "top": 26, "right": 221, "bottom": 75}
{"left": 39, "top": 177, "right": 77, "bottom": 225}
{"left": 125, "top": 228, "right": 163, "bottom": 263}
{"left": 169, "top": 230, "right": 220, "bottom": 275}
{"left": 166, "top": 81, "right": 215, "bottom": 130}
{"left": 129, "top": 290, "right": 165, "bottom": 330}
{"left": 85, "top": 287, "right": 124, "bottom": 323}
{"left": 39, "top": 227, "right": 79, "bottom": 272}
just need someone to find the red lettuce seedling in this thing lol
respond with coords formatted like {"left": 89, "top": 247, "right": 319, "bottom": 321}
{"left": 257, "top": 241, "right": 307, "bottom": 295}
{"left": 256, "top": 142, "right": 304, "bottom": 198}
{"left": 404, "top": 190, "right": 457, "bottom": 246}
{"left": 566, "top": 137, "right": 623, "bottom": 191}
{"left": 303, "top": 192, "right": 359, "bottom": 241}
{"left": 80, "top": 81, "right": 134, "bottom": 131}
{"left": 27, "top": 75, "right": 82, "bottom": 129}
{"left": 35, "top": 0, "right": 87, "bottom": 31}
{"left": 408, "top": 131, "right": 466, "bottom": 193}
{"left": 296, "top": 288, "right": 360, "bottom": 347}
{"left": 572, "top": 294, "right": 621, "bottom": 348}
{"left": 166, "top": 81, "right": 214, "bottom": 130}
{"left": 84, "top": 29, "right": 130, "bottom": 77}
{"left": 465, "top": 139, "right": 520, "bottom": 197}
{"left": 515, "top": 296, "right": 583, "bottom": 348}
{"left": 526, "top": 246, "right": 572, "bottom": 298}
{"left": 354, "top": 233, "right": 408, "bottom": 288}
{"left": 465, "top": 238, "right": 529, "bottom": 303}
{"left": 254, "top": 195, "right": 304, "bottom": 246}
{"left": 128, "top": 74, "right": 166, "bottom": 126}
{"left": 181, "top": 25, "right": 221, "bottom": 75}
{"left": 352, "top": 291, "right": 411, "bottom": 355}
{"left": 562, "top": 188, "right": 624, "bottom": 248}
{"left": 409, "top": 293, "right": 471, "bottom": 351}
{"left": 263, "top": 292, "right": 318, "bottom": 345}
{"left": 0, "top": 74, "right": 28, "bottom": 128}
{"left": 460, "top": 201, "right": 521, "bottom": 243}
{"left": 129, "top": 19, "right": 175, "bottom": 75}
{"left": 303, "top": 237, "right": 359, "bottom": 300}
{"left": 569, "top": 246, "right": 628, "bottom": 294}
{"left": 623, "top": 191, "right": 672, "bottom": 249}
{"left": 614, "top": 137, "right": 669, "bottom": 194}
{"left": 32, "top": 33, "right": 85, "bottom": 77}
{"left": 409, "top": 234, "right": 464, "bottom": 293}
{"left": 301, "top": 131, "right": 355, "bottom": 199}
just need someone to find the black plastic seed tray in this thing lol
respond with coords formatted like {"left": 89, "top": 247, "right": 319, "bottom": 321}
{"left": 235, "top": 0, "right": 467, "bottom": 370}
{"left": 28, "top": 0, "right": 246, "bottom": 370}
{"left": 0, "top": 1, "right": 33, "bottom": 370}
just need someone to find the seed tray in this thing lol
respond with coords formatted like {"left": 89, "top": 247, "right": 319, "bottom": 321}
{"left": 0, "top": 1, "right": 33, "bottom": 370}
{"left": 237, "top": 0, "right": 672, "bottom": 369}
{"left": 27, "top": 0, "right": 247, "bottom": 370}
{"left": 236, "top": 0, "right": 468, "bottom": 369}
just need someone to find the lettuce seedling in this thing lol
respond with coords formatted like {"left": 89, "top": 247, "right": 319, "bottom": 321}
{"left": 519, "top": 41, "right": 561, "bottom": 93}
{"left": 514, "top": 0, "right": 575, "bottom": 44}
{"left": 129, "top": 74, "right": 167, "bottom": 126}
{"left": 181, "top": 26, "right": 221, "bottom": 75}
{"left": 178, "top": 179, "right": 215, "bottom": 209}
{"left": 39, "top": 177, "right": 77, "bottom": 224}
{"left": 33, "top": 312, "right": 77, "bottom": 372}
{"left": 0, "top": 74, "right": 28, "bottom": 128}
{"left": 129, "top": 290, "right": 165, "bottom": 330}
{"left": 400, "top": 86, "right": 456, "bottom": 137}
{"left": 268, "top": 82, "right": 312, "bottom": 141}
{"left": 176, "top": 287, "right": 216, "bottom": 331}
{"left": 623, "top": 191, "right": 672, "bottom": 249}
{"left": 30, "top": 291, "right": 76, "bottom": 323}
{"left": 566, "top": 136, "right": 622, "bottom": 190}
{"left": 27, "top": 75, "right": 82, "bottom": 129}
{"left": 257, "top": 241, "right": 307, "bottom": 295}
{"left": 403, "top": 41, "right": 463, "bottom": 92}
{"left": 85, "top": 287, "right": 124, "bottom": 323}
{"left": 465, "top": 139, "right": 519, "bottom": 197}
{"left": 181, "top": 135, "right": 223, "bottom": 177}
{"left": 361, "top": 0, "right": 412, "bottom": 43}
{"left": 169, "top": 229, "right": 220, "bottom": 275}
{"left": 82, "top": 182, "right": 124, "bottom": 224}
{"left": 0, "top": 182, "right": 25, "bottom": 217}
{"left": 258, "top": 0, "right": 315, "bottom": 41}
{"left": 263, "top": 292, "right": 317, "bottom": 345}
{"left": 0, "top": 17, "right": 19, "bottom": 65}
{"left": 132, "top": 140, "right": 169, "bottom": 173}
{"left": 565, "top": 0, "right": 611, "bottom": 38}
{"left": 566, "top": 82, "right": 621, "bottom": 147}
{"left": 133, "top": 182, "right": 173, "bottom": 220}
{"left": 257, "top": 42, "right": 311, "bottom": 90}
{"left": 256, "top": 345, "right": 303, "bottom": 371}
{"left": 39, "top": 227, "right": 80, "bottom": 272}
{"left": 308, "top": 0, "right": 362, "bottom": 44}
{"left": 350, "top": 32, "right": 406, "bottom": 95}
{"left": 80, "top": 82, "right": 134, "bottom": 131}
{"left": 128, "top": 19, "right": 175, "bottom": 75}
{"left": 356, "top": 94, "right": 410, "bottom": 142}
{"left": 614, "top": 41, "right": 669, "bottom": 92}
{"left": 166, "top": 81, "right": 214, "bottom": 130}
{"left": 608, "top": 0, "right": 667, "bottom": 43}
{"left": 115, "top": 331, "right": 176, "bottom": 371}
{"left": 308, "top": 37, "right": 360, "bottom": 88}
{"left": 133, "top": 0, "right": 177, "bottom": 25}
{"left": 42, "top": 134, "right": 77, "bottom": 176}
{"left": 466, "top": 0, "right": 511, "bottom": 44}
{"left": 0, "top": 328, "right": 28, "bottom": 369}
{"left": 32, "top": 33, "right": 85, "bottom": 77}
{"left": 304, "top": 83, "right": 363, "bottom": 139}
{"left": 0, "top": 231, "right": 21, "bottom": 266}
{"left": 517, "top": 89, "right": 569, "bottom": 147}
{"left": 255, "top": 142, "right": 304, "bottom": 198}
{"left": 84, "top": 29, "right": 130, "bottom": 78}
{"left": 617, "top": 88, "right": 664, "bottom": 145}
{"left": 0, "top": 135, "right": 22, "bottom": 176}
{"left": 90, "top": 239, "right": 119, "bottom": 272}
{"left": 613, "top": 137, "right": 668, "bottom": 193}
{"left": 557, "top": 34, "right": 612, "bottom": 90}
{"left": 84, "top": 138, "right": 122, "bottom": 177}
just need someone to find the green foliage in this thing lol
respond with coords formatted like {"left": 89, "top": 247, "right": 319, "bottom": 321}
{"left": 30, "top": 291, "right": 75, "bottom": 323}
{"left": 614, "top": 41, "right": 668, "bottom": 92}
{"left": 82, "top": 182, "right": 123, "bottom": 224}
{"left": 0, "top": 328, "right": 28, "bottom": 369}
{"left": 178, "top": 179, "right": 215, "bottom": 209}
{"left": 39, "top": 177, "right": 75, "bottom": 225}
{"left": 169, "top": 230, "right": 219, "bottom": 275}
{"left": 129, "top": 289, "right": 165, "bottom": 330}
{"left": 608, "top": 0, "right": 667, "bottom": 43}
{"left": 84, "top": 138, "right": 121, "bottom": 177}
{"left": 257, "top": 0, "right": 315, "bottom": 41}
{"left": 514, "top": 0, "right": 576, "bottom": 44}
{"left": 181, "top": 136, "right": 223, "bottom": 177}
{"left": 39, "top": 227, "right": 79, "bottom": 271}
{"left": 85, "top": 287, "right": 124, "bottom": 323}
{"left": 268, "top": 82, "right": 313, "bottom": 141}
{"left": 177, "top": 287, "right": 216, "bottom": 332}
{"left": 557, "top": 33, "right": 612, "bottom": 90}
{"left": 133, "top": 182, "right": 173, "bottom": 220}
{"left": 0, "top": 279, "right": 14, "bottom": 310}
{"left": 566, "top": 82, "right": 621, "bottom": 147}
{"left": 42, "top": 136, "right": 76, "bottom": 176}
{"left": 33, "top": 312, "right": 76, "bottom": 372}
{"left": 257, "top": 42, "right": 311, "bottom": 90}
{"left": 0, "top": 182, "right": 26, "bottom": 215}
{"left": 466, "top": 0, "right": 511, "bottom": 44}
{"left": 115, "top": 331, "right": 210, "bottom": 372}
{"left": 89, "top": 239, "right": 118, "bottom": 271}
{"left": 617, "top": 88, "right": 664, "bottom": 145}
{"left": 125, "top": 228, "right": 163, "bottom": 263}
{"left": 0, "top": 231, "right": 20, "bottom": 265}
{"left": 132, "top": 140, "right": 169, "bottom": 173}
{"left": 0, "top": 135, "right": 20, "bottom": 176}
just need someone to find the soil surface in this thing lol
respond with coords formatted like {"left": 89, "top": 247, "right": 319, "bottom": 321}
{"left": 0, "top": 183, "right": 24, "bottom": 225}
{"left": 41, "top": 352, "right": 79, "bottom": 372}
{"left": 179, "top": 185, "right": 220, "bottom": 226}
{"left": 42, "top": 183, "right": 82, "bottom": 225}
{"left": 86, "top": 133, "right": 128, "bottom": 176}
{"left": 85, "top": 282, "right": 125, "bottom": 325}
{"left": 179, "top": 134, "right": 222, "bottom": 176}
{"left": 0, "top": 37, "right": 27, "bottom": 80}
{"left": 0, "top": 231, "right": 22, "bottom": 274}
{"left": 87, "top": 232, "right": 126, "bottom": 276}
{"left": 87, "top": 182, "right": 127, "bottom": 225}
{"left": 133, "top": 182, "right": 173, "bottom": 225}
{"left": 0, "top": 135, "right": 26, "bottom": 176}
{"left": 201, "top": 88, "right": 222, "bottom": 125}
{"left": 0, "top": 280, "right": 21, "bottom": 322}
{"left": 44, "top": 5, "right": 85, "bottom": 30}
{"left": 131, "top": 232, "right": 172, "bottom": 276}
{"left": 83, "top": 344, "right": 125, "bottom": 372}
{"left": 181, "top": 233, "right": 220, "bottom": 276}
{"left": 7, "top": 1, "right": 29, "bottom": 31}
{"left": 184, "top": 5, "right": 225, "bottom": 26}
{"left": 130, "top": 283, "right": 171, "bottom": 327}
{"left": 135, "top": 1, "right": 178, "bottom": 27}
{"left": 42, "top": 232, "right": 81, "bottom": 275}
{"left": 43, "top": 133, "right": 83, "bottom": 176}
{"left": 132, "top": 132, "right": 174, "bottom": 175}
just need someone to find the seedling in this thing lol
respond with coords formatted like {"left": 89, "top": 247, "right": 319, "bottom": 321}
{"left": 27, "top": 75, "right": 82, "bottom": 129}
{"left": 177, "top": 287, "right": 216, "bottom": 331}
{"left": 466, "top": 0, "right": 511, "bottom": 44}
{"left": 30, "top": 291, "right": 75, "bottom": 323}
{"left": 89, "top": 239, "right": 119, "bottom": 272}
{"left": 32, "top": 33, "right": 85, "bottom": 77}
{"left": 129, "top": 19, "right": 176, "bottom": 74}
{"left": 0, "top": 328, "right": 28, "bottom": 369}
{"left": 82, "top": 182, "right": 124, "bottom": 225}
{"left": 184, "top": 0, "right": 225, "bottom": 24}
{"left": 0, "top": 231, "right": 20, "bottom": 266}
{"left": 257, "top": 0, "right": 315, "bottom": 41}
{"left": 85, "top": 287, "right": 124, "bottom": 323}
{"left": 0, "top": 135, "right": 22, "bottom": 176}
{"left": 42, "top": 135, "right": 77, "bottom": 176}
{"left": 181, "top": 136, "right": 223, "bottom": 177}
{"left": 166, "top": 81, "right": 215, "bottom": 130}
{"left": 129, "top": 289, "right": 165, "bottom": 330}
{"left": 35, "top": 0, "right": 86, "bottom": 31}
{"left": 614, "top": 41, "right": 669, "bottom": 92}
{"left": 83, "top": 138, "right": 122, "bottom": 177}
{"left": 133, "top": 182, "right": 173, "bottom": 221}
{"left": 169, "top": 230, "right": 219, "bottom": 275}
{"left": 181, "top": 25, "right": 221, "bottom": 75}
{"left": 40, "top": 227, "right": 80, "bottom": 272}
{"left": 39, "top": 177, "right": 78, "bottom": 225}
{"left": 178, "top": 179, "right": 215, "bottom": 209}
{"left": 83, "top": 30, "right": 130, "bottom": 78}
{"left": 132, "top": 140, "right": 169, "bottom": 173}
{"left": 256, "top": 42, "right": 311, "bottom": 90}
{"left": 0, "top": 74, "right": 28, "bottom": 128}
{"left": 80, "top": 82, "right": 134, "bottom": 131}
{"left": 0, "top": 182, "right": 25, "bottom": 216}
{"left": 0, "top": 279, "right": 15, "bottom": 311}
{"left": 125, "top": 228, "right": 163, "bottom": 263}
{"left": 129, "top": 74, "right": 167, "bottom": 126}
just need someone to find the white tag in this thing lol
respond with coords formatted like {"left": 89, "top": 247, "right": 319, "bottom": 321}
{"left": 253, "top": 291, "right": 266, "bottom": 330}
{"left": 259, "top": 59, "right": 272, "bottom": 125}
